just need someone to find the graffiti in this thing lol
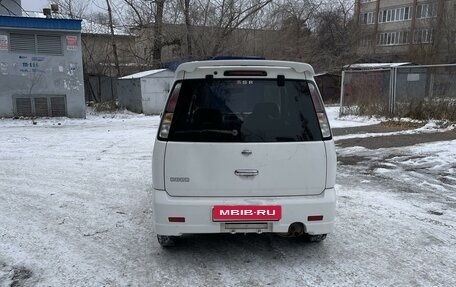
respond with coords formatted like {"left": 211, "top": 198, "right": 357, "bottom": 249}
{"left": 32, "top": 57, "right": 45, "bottom": 62}
{"left": 19, "top": 56, "right": 47, "bottom": 73}
{"left": 22, "top": 62, "right": 39, "bottom": 68}
{"left": 1, "top": 62, "right": 7, "bottom": 75}
{"left": 0, "top": 35, "right": 8, "bottom": 51}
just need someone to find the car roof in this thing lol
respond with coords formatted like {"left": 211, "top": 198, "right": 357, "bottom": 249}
{"left": 176, "top": 60, "right": 315, "bottom": 75}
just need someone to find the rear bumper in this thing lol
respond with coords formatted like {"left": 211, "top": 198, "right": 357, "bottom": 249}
{"left": 153, "top": 188, "right": 336, "bottom": 236}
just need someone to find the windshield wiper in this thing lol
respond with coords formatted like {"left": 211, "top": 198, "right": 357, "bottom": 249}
{"left": 175, "top": 129, "right": 239, "bottom": 136}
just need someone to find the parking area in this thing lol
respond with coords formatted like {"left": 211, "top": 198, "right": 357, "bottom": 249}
{"left": 0, "top": 110, "right": 455, "bottom": 286}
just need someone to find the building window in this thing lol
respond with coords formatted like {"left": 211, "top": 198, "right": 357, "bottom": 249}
{"left": 377, "top": 31, "right": 410, "bottom": 46}
{"left": 360, "top": 11, "right": 374, "bottom": 24}
{"left": 413, "top": 29, "right": 433, "bottom": 43}
{"left": 378, "top": 6, "right": 412, "bottom": 23}
{"left": 416, "top": 3, "right": 437, "bottom": 19}
{"left": 9, "top": 33, "right": 63, "bottom": 55}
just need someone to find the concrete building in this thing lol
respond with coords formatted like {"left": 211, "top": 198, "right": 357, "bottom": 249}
{"left": 0, "top": 1, "right": 85, "bottom": 118}
{"left": 355, "top": 0, "right": 456, "bottom": 63}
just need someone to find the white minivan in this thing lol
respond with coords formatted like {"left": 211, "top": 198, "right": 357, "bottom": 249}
{"left": 152, "top": 60, "right": 336, "bottom": 247}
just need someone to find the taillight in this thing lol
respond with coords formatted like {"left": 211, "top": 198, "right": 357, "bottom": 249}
{"left": 317, "top": 112, "right": 331, "bottom": 138}
{"left": 309, "top": 82, "right": 331, "bottom": 139}
{"left": 308, "top": 215, "right": 324, "bottom": 221}
{"left": 168, "top": 217, "right": 185, "bottom": 223}
{"left": 158, "top": 82, "right": 181, "bottom": 140}
{"left": 159, "top": 113, "right": 173, "bottom": 139}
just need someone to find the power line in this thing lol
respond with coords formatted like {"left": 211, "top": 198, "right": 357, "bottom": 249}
{"left": 0, "top": 0, "right": 17, "bottom": 16}
{"left": 11, "top": 0, "right": 30, "bottom": 17}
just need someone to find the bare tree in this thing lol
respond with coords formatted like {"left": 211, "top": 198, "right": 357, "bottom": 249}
{"left": 47, "top": 0, "right": 89, "bottom": 18}
{"left": 105, "top": 0, "right": 121, "bottom": 76}
{"left": 152, "top": 0, "right": 166, "bottom": 66}
{"left": 208, "top": 0, "right": 273, "bottom": 56}
{"left": 311, "top": 0, "right": 358, "bottom": 70}
{"left": 181, "top": 0, "right": 193, "bottom": 57}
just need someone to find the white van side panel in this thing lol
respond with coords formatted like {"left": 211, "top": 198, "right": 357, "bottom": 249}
{"left": 152, "top": 140, "right": 167, "bottom": 190}
{"left": 324, "top": 141, "right": 337, "bottom": 188}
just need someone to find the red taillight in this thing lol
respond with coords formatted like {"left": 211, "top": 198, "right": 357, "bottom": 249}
{"left": 224, "top": 70, "right": 267, "bottom": 76}
{"left": 308, "top": 215, "right": 324, "bottom": 221}
{"left": 168, "top": 217, "right": 186, "bottom": 223}
{"left": 158, "top": 83, "right": 181, "bottom": 139}
{"left": 158, "top": 112, "right": 173, "bottom": 139}
{"left": 309, "top": 82, "right": 331, "bottom": 139}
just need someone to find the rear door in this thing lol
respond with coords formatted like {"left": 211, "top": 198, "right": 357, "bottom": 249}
{"left": 161, "top": 78, "right": 327, "bottom": 197}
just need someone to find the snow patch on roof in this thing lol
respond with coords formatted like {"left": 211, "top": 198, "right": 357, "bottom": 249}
{"left": 119, "top": 69, "right": 173, "bottom": 79}
{"left": 81, "top": 20, "right": 130, "bottom": 36}
{"left": 344, "top": 63, "right": 413, "bottom": 70}
{"left": 23, "top": 11, "right": 130, "bottom": 36}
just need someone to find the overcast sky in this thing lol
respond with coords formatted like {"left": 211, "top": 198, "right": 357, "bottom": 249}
{"left": 21, "top": 0, "right": 107, "bottom": 14}
{"left": 22, "top": 0, "right": 50, "bottom": 11}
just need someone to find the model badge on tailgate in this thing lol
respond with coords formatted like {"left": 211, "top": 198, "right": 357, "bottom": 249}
{"left": 170, "top": 177, "right": 190, "bottom": 183}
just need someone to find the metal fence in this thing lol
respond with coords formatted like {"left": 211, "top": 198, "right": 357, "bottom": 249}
{"left": 340, "top": 64, "right": 456, "bottom": 120}
{"left": 84, "top": 76, "right": 118, "bottom": 103}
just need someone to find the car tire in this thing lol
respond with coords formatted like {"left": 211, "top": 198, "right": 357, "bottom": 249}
{"left": 157, "top": 235, "right": 178, "bottom": 247}
{"left": 303, "top": 234, "right": 327, "bottom": 243}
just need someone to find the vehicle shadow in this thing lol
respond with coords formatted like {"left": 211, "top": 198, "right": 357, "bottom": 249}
{"left": 156, "top": 233, "right": 332, "bottom": 259}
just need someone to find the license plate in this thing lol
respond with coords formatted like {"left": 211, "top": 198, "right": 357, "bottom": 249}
{"left": 213, "top": 205, "right": 282, "bottom": 222}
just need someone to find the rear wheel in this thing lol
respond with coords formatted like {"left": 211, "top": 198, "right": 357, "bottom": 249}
{"left": 157, "top": 235, "right": 178, "bottom": 247}
{"left": 303, "top": 234, "right": 327, "bottom": 243}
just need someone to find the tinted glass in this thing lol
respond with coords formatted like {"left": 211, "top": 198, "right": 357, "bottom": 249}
{"left": 166, "top": 79, "right": 322, "bottom": 142}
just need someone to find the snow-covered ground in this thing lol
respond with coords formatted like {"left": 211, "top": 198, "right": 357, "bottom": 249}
{"left": 326, "top": 106, "right": 380, "bottom": 128}
{"left": 0, "top": 109, "right": 455, "bottom": 286}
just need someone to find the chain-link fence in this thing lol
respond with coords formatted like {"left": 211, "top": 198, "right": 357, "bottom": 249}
{"left": 340, "top": 64, "right": 456, "bottom": 121}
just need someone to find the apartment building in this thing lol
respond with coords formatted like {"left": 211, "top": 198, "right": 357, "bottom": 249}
{"left": 355, "top": 0, "right": 456, "bottom": 63}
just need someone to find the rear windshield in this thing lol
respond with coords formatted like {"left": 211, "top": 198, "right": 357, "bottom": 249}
{"left": 164, "top": 79, "right": 322, "bottom": 142}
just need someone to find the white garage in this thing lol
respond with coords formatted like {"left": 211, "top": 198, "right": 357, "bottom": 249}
{"left": 117, "top": 69, "right": 174, "bottom": 115}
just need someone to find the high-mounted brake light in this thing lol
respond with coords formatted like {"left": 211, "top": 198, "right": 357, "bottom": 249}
{"left": 309, "top": 83, "right": 331, "bottom": 139}
{"left": 224, "top": 70, "right": 267, "bottom": 76}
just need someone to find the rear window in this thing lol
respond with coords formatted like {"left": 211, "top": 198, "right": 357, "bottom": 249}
{"left": 163, "top": 79, "right": 322, "bottom": 142}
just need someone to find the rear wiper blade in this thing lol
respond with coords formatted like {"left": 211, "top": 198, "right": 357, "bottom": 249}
{"left": 175, "top": 129, "right": 239, "bottom": 136}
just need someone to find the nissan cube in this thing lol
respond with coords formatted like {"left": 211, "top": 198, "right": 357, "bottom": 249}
{"left": 152, "top": 60, "right": 336, "bottom": 247}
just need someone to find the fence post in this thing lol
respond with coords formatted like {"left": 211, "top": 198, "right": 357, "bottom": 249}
{"left": 389, "top": 68, "right": 395, "bottom": 115}
{"left": 392, "top": 67, "right": 398, "bottom": 114}
{"left": 339, "top": 70, "right": 345, "bottom": 116}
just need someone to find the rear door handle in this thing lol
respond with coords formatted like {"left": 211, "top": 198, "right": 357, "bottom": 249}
{"left": 235, "top": 169, "right": 259, "bottom": 177}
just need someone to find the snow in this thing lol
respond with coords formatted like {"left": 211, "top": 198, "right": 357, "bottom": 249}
{"left": 118, "top": 69, "right": 170, "bottom": 79}
{"left": 22, "top": 12, "right": 131, "bottom": 36}
{"left": 81, "top": 20, "right": 130, "bottom": 36}
{"left": 326, "top": 106, "right": 381, "bottom": 128}
{"left": 0, "top": 108, "right": 455, "bottom": 286}
{"left": 334, "top": 121, "right": 455, "bottom": 140}
{"left": 343, "top": 62, "right": 412, "bottom": 70}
